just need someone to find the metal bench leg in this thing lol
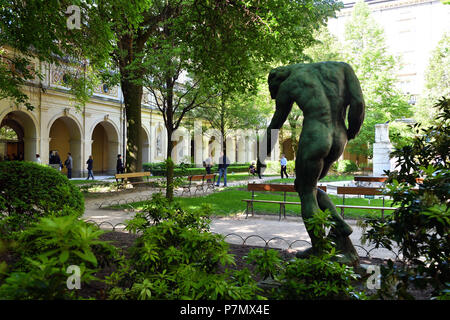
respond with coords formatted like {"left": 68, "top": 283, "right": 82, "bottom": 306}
{"left": 279, "top": 204, "right": 285, "bottom": 221}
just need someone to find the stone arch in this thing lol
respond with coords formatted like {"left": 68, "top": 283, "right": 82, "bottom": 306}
{"left": 0, "top": 110, "right": 38, "bottom": 162}
{"left": 235, "top": 129, "right": 246, "bottom": 163}
{"left": 90, "top": 120, "right": 120, "bottom": 174}
{"left": 48, "top": 115, "right": 82, "bottom": 177}
{"left": 141, "top": 126, "right": 150, "bottom": 164}
{"left": 154, "top": 123, "right": 166, "bottom": 159}
{"left": 172, "top": 127, "right": 190, "bottom": 164}
{"left": 204, "top": 128, "right": 223, "bottom": 163}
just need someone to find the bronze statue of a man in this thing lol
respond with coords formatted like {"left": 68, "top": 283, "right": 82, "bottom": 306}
{"left": 258, "top": 61, "right": 365, "bottom": 265}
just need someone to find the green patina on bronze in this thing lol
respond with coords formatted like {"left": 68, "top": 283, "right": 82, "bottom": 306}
{"left": 260, "top": 61, "right": 365, "bottom": 265}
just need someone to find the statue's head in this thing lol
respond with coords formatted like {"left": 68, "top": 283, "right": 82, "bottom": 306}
{"left": 268, "top": 66, "right": 291, "bottom": 99}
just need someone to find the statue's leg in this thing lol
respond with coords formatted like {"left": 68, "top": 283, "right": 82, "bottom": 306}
{"left": 316, "top": 188, "right": 353, "bottom": 237}
{"left": 316, "top": 127, "right": 354, "bottom": 237}
{"left": 317, "top": 153, "right": 360, "bottom": 265}
{"left": 294, "top": 121, "right": 332, "bottom": 257}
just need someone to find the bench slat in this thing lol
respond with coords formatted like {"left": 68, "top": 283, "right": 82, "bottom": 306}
{"left": 242, "top": 199, "right": 290, "bottom": 204}
{"left": 247, "top": 183, "right": 326, "bottom": 193}
{"left": 354, "top": 176, "right": 387, "bottom": 182}
{"left": 336, "top": 186, "right": 384, "bottom": 195}
{"left": 354, "top": 176, "right": 424, "bottom": 184}
{"left": 336, "top": 205, "right": 397, "bottom": 210}
{"left": 188, "top": 175, "right": 204, "bottom": 181}
{"left": 115, "top": 172, "right": 151, "bottom": 179}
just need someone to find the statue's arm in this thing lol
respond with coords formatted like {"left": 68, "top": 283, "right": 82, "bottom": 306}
{"left": 258, "top": 93, "right": 293, "bottom": 166}
{"left": 344, "top": 64, "right": 365, "bottom": 140}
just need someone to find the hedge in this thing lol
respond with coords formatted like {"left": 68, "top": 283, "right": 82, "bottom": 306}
{"left": 332, "top": 160, "right": 359, "bottom": 173}
{"left": 143, "top": 162, "right": 250, "bottom": 176}
{"left": 0, "top": 161, "right": 85, "bottom": 233}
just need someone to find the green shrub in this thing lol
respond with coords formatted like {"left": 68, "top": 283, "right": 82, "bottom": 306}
{"left": 265, "top": 160, "right": 294, "bottom": 175}
{"left": 17, "top": 215, "right": 117, "bottom": 268}
{"left": 244, "top": 210, "right": 362, "bottom": 300}
{"left": 0, "top": 215, "right": 117, "bottom": 299}
{"left": 333, "top": 160, "right": 359, "bottom": 173}
{"left": 107, "top": 194, "right": 263, "bottom": 300}
{"left": 143, "top": 161, "right": 250, "bottom": 176}
{"left": 360, "top": 97, "right": 450, "bottom": 299}
{"left": 270, "top": 251, "right": 360, "bottom": 300}
{"left": 0, "top": 161, "right": 84, "bottom": 235}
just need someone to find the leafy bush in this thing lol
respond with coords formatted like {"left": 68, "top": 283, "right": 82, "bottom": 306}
{"left": 265, "top": 160, "right": 295, "bottom": 175}
{"left": 107, "top": 194, "right": 263, "bottom": 300}
{"left": 332, "top": 160, "right": 359, "bottom": 173}
{"left": 270, "top": 251, "right": 360, "bottom": 300}
{"left": 244, "top": 210, "right": 362, "bottom": 300}
{"left": 360, "top": 97, "right": 449, "bottom": 299}
{"left": 0, "top": 215, "right": 117, "bottom": 299}
{"left": 143, "top": 161, "right": 250, "bottom": 176}
{"left": 0, "top": 161, "right": 84, "bottom": 235}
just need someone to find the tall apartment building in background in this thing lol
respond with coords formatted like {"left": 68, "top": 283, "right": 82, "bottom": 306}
{"left": 328, "top": 0, "right": 450, "bottom": 102}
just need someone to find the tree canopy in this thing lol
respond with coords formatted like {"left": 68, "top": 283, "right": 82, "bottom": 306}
{"left": 0, "top": 0, "right": 113, "bottom": 109}
{"left": 1, "top": 0, "right": 344, "bottom": 199}
{"left": 415, "top": 33, "right": 450, "bottom": 126}
{"left": 342, "top": 0, "right": 412, "bottom": 158}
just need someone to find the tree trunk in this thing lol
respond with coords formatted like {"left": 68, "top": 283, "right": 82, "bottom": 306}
{"left": 220, "top": 98, "right": 226, "bottom": 156}
{"left": 166, "top": 127, "right": 174, "bottom": 201}
{"left": 121, "top": 80, "right": 143, "bottom": 174}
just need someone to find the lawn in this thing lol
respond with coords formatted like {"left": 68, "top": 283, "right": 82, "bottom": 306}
{"left": 69, "top": 179, "right": 109, "bottom": 185}
{"left": 268, "top": 174, "right": 355, "bottom": 184}
{"left": 111, "top": 185, "right": 394, "bottom": 219}
{"left": 149, "top": 172, "right": 279, "bottom": 183}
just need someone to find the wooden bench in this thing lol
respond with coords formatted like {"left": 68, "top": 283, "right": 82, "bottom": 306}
{"left": 354, "top": 176, "right": 388, "bottom": 187}
{"left": 243, "top": 183, "right": 327, "bottom": 220}
{"left": 181, "top": 174, "right": 216, "bottom": 196}
{"left": 203, "top": 173, "right": 217, "bottom": 193}
{"left": 336, "top": 186, "right": 396, "bottom": 218}
{"left": 115, "top": 171, "right": 151, "bottom": 190}
{"left": 354, "top": 176, "right": 424, "bottom": 187}
{"left": 243, "top": 183, "right": 398, "bottom": 220}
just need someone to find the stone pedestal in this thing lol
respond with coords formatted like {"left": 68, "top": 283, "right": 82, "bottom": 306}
{"left": 372, "top": 123, "right": 395, "bottom": 176}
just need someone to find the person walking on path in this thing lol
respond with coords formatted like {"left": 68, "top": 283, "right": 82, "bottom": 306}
{"left": 204, "top": 154, "right": 212, "bottom": 174}
{"left": 204, "top": 154, "right": 213, "bottom": 183}
{"left": 49, "top": 150, "right": 62, "bottom": 170}
{"left": 216, "top": 152, "right": 230, "bottom": 187}
{"left": 116, "top": 154, "right": 125, "bottom": 182}
{"left": 35, "top": 154, "right": 41, "bottom": 164}
{"left": 249, "top": 162, "right": 257, "bottom": 176}
{"left": 280, "top": 154, "right": 288, "bottom": 179}
{"left": 64, "top": 152, "right": 73, "bottom": 179}
{"left": 256, "top": 160, "right": 265, "bottom": 179}
{"left": 55, "top": 151, "right": 62, "bottom": 171}
{"left": 86, "top": 155, "right": 94, "bottom": 180}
